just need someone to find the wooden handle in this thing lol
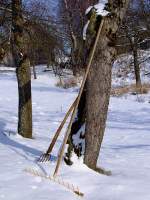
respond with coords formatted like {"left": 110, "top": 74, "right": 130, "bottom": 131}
{"left": 46, "top": 98, "right": 77, "bottom": 155}
{"left": 53, "top": 19, "right": 105, "bottom": 177}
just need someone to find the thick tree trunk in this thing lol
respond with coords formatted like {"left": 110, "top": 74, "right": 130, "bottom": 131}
{"left": 84, "top": 0, "right": 130, "bottom": 172}
{"left": 84, "top": 31, "right": 113, "bottom": 170}
{"left": 12, "top": 0, "right": 32, "bottom": 138}
{"left": 133, "top": 46, "right": 142, "bottom": 89}
{"left": 65, "top": 1, "right": 130, "bottom": 173}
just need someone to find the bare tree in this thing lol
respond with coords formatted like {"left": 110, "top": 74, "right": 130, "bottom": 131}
{"left": 0, "top": 1, "right": 12, "bottom": 64}
{"left": 116, "top": 0, "right": 150, "bottom": 90}
{"left": 1, "top": 1, "right": 61, "bottom": 68}
{"left": 11, "top": 0, "right": 32, "bottom": 138}
{"left": 59, "top": 0, "right": 97, "bottom": 74}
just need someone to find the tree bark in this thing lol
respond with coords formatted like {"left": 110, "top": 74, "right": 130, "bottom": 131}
{"left": 65, "top": 1, "right": 130, "bottom": 173}
{"left": 12, "top": 0, "right": 32, "bottom": 138}
{"left": 84, "top": 0, "right": 130, "bottom": 171}
{"left": 133, "top": 45, "right": 142, "bottom": 89}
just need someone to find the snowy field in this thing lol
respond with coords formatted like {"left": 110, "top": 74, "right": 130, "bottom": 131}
{"left": 0, "top": 65, "right": 150, "bottom": 200}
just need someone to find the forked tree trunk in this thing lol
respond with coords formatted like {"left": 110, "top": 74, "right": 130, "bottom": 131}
{"left": 84, "top": 0, "right": 130, "bottom": 172}
{"left": 65, "top": 1, "right": 130, "bottom": 173}
{"left": 12, "top": 0, "right": 32, "bottom": 138}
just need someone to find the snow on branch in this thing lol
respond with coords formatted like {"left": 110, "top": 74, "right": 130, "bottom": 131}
{"left": 83, "top": 20, "right": 90, "bottom": 40}
{"left": 83, "top": 0, "right": 109, "bottom": 40}
{"left": 85, "top": 0, "right": 109, "bottom": 16}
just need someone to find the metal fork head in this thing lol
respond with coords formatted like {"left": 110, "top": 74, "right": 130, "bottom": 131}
{"left": 37, "top": 153, "right": 51, "bottom": 162}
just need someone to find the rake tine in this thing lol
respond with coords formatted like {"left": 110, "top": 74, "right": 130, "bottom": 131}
{"left": 25, "top": 168, "right": 84, "bottom": 197}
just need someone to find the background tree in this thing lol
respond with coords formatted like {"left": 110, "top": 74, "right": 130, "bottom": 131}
{"left": 58, "top": 0, "right": 97, "bottom": 74}
{"left": 1, "top": 0, "right": 62, "bottom": 138}
{"left": 116, "top": 0, "right": 150, "bottom": 90}
{"left": 11, "top": 0, "right": 32, "bottom": 138}
{"left": 0, "top": 0, "right": 12, "bottom": 65}
{"left": 1, "top": 0, "right": 61, "bottom": 69}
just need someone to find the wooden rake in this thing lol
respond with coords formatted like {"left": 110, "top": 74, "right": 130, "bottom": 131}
{"left": 24, "top": 168, "right": 84, "bottom": 197}
{"left": 26, "top": 18, "right": 105, "bottom": 198}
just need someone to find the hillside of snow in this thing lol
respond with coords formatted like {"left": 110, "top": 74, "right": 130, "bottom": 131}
{"left": 112, "top": 49, "right": 150, "bottom": 87}
{"left": 0, "top": 61, "right": 150, "bottom": 200}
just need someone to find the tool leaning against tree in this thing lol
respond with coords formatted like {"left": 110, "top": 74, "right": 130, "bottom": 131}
{"left": 37, "top": 18, "right": 105, "bottom": 177}
{"left": 37, "top": 98, "right": 77, "bottom": 162}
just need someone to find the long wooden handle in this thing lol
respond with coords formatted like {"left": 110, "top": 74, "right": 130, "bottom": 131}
{"left": 53, "top": 19, "right": 105, "bottom": 177}
{"left": 45, "top": 98, "right": 77, "bottom": 155}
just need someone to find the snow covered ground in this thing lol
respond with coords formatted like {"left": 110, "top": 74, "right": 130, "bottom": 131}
{"left": 0, "top": 65, "right": 150, "bottom": 200}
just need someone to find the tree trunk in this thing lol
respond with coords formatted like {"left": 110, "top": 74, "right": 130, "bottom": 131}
{"left": 84, "top": 34, "right": 112, "bottom": 170}
{"left": 65, "top": 1, "right": 130, "bottom": 173}
{"left": 133, "top": 46, "right": 142, "bottom": 89}
{"left": 84, "top": 0, "right": 130, "bottom": 172}
{"left": 12, "top": 0, "right": 32, "bottom": 138}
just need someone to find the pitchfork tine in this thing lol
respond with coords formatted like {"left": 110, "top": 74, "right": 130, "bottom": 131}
{"left": 37, "top": 154, "right": 47, "bottom": 162}
{"left": 36, "top": 98, "right": 76, "bottom": 163}
{"left": 39, "top": 153, "right": 51, "bottom": 162}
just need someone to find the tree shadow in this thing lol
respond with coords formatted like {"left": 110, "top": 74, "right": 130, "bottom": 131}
{"left": 32, "top": 85, "right": 78, "bottom": 94}
{"left": 0, "top": 119, "right": 42, "bottom": 160}
{"left": 104, "top": 144, "right": 150, "bottom": 151}
{"left": 108, "top": 108, "right": 150, "bottom": 129}
{"left": 107, "top": 125, "right": 150, "bottom": 132}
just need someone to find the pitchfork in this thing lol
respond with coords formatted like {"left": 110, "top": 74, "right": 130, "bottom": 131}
{"left": 37, "top": 98, "right": 77, "bottom": 162}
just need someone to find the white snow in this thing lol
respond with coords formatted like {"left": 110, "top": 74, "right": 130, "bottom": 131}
{"left": 83, "top": 20, "right": 90, "bottom": 40}
{"left": 0, "top": 63, "right": 150, "bottom": 200}
{"left": 72, "top": 123, "right": 85, "bottom": 155}
{"left": 86, "top": 0, "right": 109, "bottom": 16}
{"left": 112, "top": 49, "right": 150, "bottom": 87}
{"left": 84, "top": 0, "right": 109, "bottom": 40}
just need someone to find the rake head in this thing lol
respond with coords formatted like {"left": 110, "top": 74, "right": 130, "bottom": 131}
{"left": 37, "top": 153, "right": 52, "bottom": 162}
